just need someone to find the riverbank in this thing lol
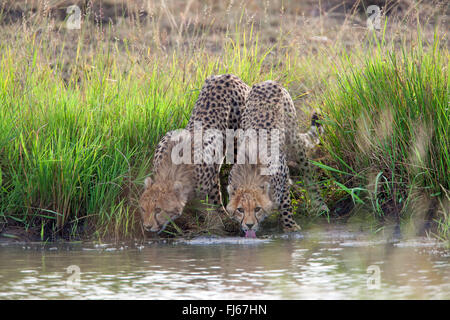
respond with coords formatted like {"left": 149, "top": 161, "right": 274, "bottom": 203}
{"left": 0, "top": 1, "right": 448, "bottom": 242}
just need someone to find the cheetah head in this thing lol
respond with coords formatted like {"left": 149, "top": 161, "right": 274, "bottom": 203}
{"left": 139, "top": 177, "right": 192, "bottom": 233}
{"left": 226, "top": 181, "right": 274, "bottom": 237}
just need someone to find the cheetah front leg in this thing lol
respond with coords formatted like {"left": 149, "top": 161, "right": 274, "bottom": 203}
{"left": 298, "top": 161, "right": 329, "bottom": 215}
{"left": 206, "top": 181, "right": 221, "bottom": 206}
{"left": 203, "top": 166, "right": 227, "bottom": 216}
{"left": 279, "top": 187, "right": 301, "bottom": 232}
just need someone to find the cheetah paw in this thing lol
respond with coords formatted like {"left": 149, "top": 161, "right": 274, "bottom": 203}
{"left": 283, "top": 223, "right": 301, "bottom": 233}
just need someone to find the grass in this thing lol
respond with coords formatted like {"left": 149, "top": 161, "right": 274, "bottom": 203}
{"left": 0, "top": 21, "right": 287, "bottom": 240}
{"left": 0, "top": 1, "right": 448, "bottom": 241}
{"left": 315, "top": 32, "right": 449, "bottom": 240}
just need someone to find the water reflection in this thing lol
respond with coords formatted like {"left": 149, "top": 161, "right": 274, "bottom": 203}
{"left": 0, "top": 226, "right": 448, "bottom": 299}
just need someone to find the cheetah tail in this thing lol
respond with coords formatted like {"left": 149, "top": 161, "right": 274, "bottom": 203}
{"left": 298, "top": 112, "right": 325, "bottom": 150}
{"left": 310, "top": 112, "right": 324, "bottom": 136}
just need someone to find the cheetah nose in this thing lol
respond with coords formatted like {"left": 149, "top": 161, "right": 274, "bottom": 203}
{"left": 245, "top": 223, "right": 254, "bottom": 230}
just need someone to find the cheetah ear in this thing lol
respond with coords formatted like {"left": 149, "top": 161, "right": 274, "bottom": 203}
{"left": 144, "top": 177, "right": 152, "bottom": 189}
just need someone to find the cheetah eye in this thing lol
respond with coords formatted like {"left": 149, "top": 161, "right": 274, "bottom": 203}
{"left": 254, "top": 207, "right": 262, "bottom": 213}
{"left": 237, "top": 207, "right": 244, "bottom": 213}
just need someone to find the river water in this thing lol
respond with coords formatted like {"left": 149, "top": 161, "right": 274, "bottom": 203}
{"left": 0, "top": 225, "right": 448, "bottom": 299}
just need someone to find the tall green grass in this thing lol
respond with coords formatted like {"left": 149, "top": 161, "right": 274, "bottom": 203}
{"left": 317, "top": 34, "right": 449, "bottom": 239}
{"left": 0, "top": 19, "right": 448, "bottom": 240}
{"left": 0, "top": 27, "right": 286, "bottom": 239}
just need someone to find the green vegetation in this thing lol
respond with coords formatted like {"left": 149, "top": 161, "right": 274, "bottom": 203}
{"left": 316, "top": 34, "right": 449, "bottom": 240}
{"left": 0, "top": 1, "right": 448, "bottom": 241}
{"left": 0, "top": 25, "right": 291, "bottom": 239}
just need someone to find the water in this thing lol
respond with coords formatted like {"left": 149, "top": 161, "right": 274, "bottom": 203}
{"left": 0, "top": 225, "right": 449, "bottom": 299}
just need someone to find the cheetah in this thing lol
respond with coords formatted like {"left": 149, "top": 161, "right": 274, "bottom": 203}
{"left": 139, "top": 74, "right": 250, "bottom": 233}
{"left": 226, "top": 80, "right": 328, "bottom": 237}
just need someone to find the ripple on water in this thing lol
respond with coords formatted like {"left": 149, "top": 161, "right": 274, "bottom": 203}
{"left": 176, "top": 236, "right": 272, "bottom": 245}
{"left": 393, "top": 239, "right": 445, "bottom": 248}
{"left": 339, "top": 240, "right": 389, "bottom": 247}
{"left": 1, "top": 225, "right": 449, "bottom": 300}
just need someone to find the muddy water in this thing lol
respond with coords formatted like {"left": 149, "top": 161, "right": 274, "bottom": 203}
{"left": 0, "top": 225, "right": 448, "bottom": 299}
